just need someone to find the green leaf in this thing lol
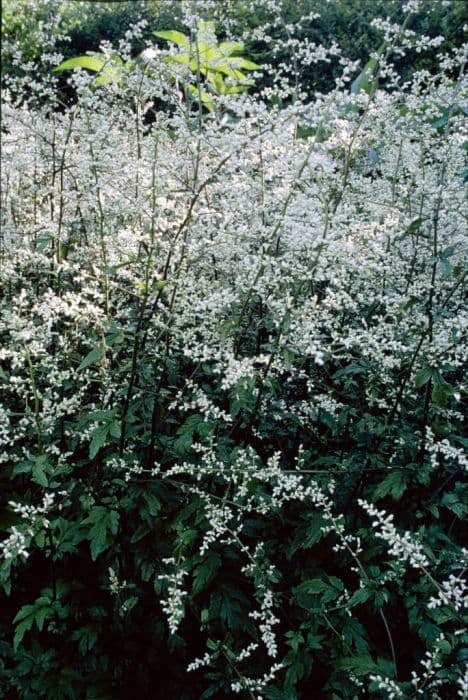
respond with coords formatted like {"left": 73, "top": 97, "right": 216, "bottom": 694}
{"left": 89, "top": 424, "right": 110, "bottom": 460}
{"left": 210, "top": 65, "right": 249, "bottom": 82}
{"left": 374, "top": 590, "right": 389, "bottom": 608}
{"left": 174, "top": 414, "right": 204, "bottom": 455}
{"left": 239, "top": 59, "right": 262, "bottom": 70}
{"left": 441, "top": 492, "right": 466, "bottom": 518}
{"left": 290, "top": 513, "right": 326, "bottom": 553}
{"left": 200, "top": 608, "right": 209, "bottom": 625}
{"left": 78, "top": 346, "right": 105, "bottom": 371}
{"left": 437, "top": 639, "right": 452, "bottom": 654}
{"left": 298, "top": 579, "right": 329, "bottom": 595}
{"left": 192, "top": 552, "right": 221, "bottom": 595}
{"left": 220, "top": 41, "right": 244, "bottom": 56}
{"left": 430, "top": 108, "right": 450, "bottom": 129}
{"left": 342, "top": 618, "right": 369, "bottom": 655}
{"left": 36, "top": 231, "right": 55, "bottom": 252}
{"left": 439, "top": 259, "right": 453, "bottom": 278}
{"left": 105, "top": 331, "right": 124, "bottom": 347}
{"left": 351, "top": 40, "right": 386, "bottom": 97}
{"left": 94, "top": 74, "right": 111, "bottom": 86}
{"left": 13, "top": 617, "right": 34, "bottom": 650}
{"left": 130, "top": 524, "right": 153, "bottom": 544}
{"left": 83, "top": 507, "right": 119, "bottom": 560}
{"left": 373, "top": 471, "right": 407, "bottom": 501}
{"left": 285, "top": 630, "right": 304, "bottom": 653}
{"left": 418, "top": 620, "right": 440, "bottom": 644}
{"left": 440, "top": 245, "right": 456, "bottom": 259}
{"left": 348, "top": 588, "right": 371, "bottom": 607}
{"left": 351, "top": 57, "right": 379, "bottom": 96}
{"left": 414, "top": 365, "right": 433, "bottom": 388}
{"left": 431, "top": 372, "right": 455, "bottom": 407}
{"left": 122, "top": 595, "right": 138, "bottom": 615}
{"left": 71, "top": 624, "right": 99, "bottom": 655}
{"left": 188, "top": 84, "right": 214, "bottom": 111}
{"left": 143, "top": 492, "right": 160, "bottom": 517}
{"left": 210, "top": 587, "right": 249, "bottom": 632}
{"left": 163, "top": 54, "right": 190, "bottom": 65}
{"left": 294, "top": 579, "right": 327, "bottom": 609}
{"left": 13, "top": 598, "right": 53, "bottom": 650}
{"left": 154, "top": 30, "right": 189, "bottom": 47}
{"left": 54, "top": 54, "right": 126, "bottom": 87}
{"left": 78, "top": 409, "right": 116, "bottom": 425}
{"left": 406, "top": 218, "right": 423, "bottom": 235}
{"left": 34, "top": 605, "right": 50, "bottom": 631}
{"left": 31, "top": 455, "right": 49, "bottom": 487}
{"left": 13, "top": 604, "right": 35, "bottom": 624}
{"left": 197, "top": 45, "right": 219, "bottom": 64}
{"left": 54, "top": 55, "right": 106, "bottom": 73}
{"left": 109, "top": 420, "right": 121, "bottom": 439}
{"left": 338, "top": 655, "right": 378, "bottom": 676}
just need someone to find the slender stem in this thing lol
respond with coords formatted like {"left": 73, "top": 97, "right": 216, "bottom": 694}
{"left": 84, "top": 107, "right": 109, "bottom": 316}
{"left": 25, "top": 347, "right": 43, "bottom": 452}
{"left": 56, "top": 109, "right": 76, "bottom": 264}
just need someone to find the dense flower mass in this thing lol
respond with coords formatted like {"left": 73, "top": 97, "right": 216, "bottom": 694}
{"left": 1, "top": 0, "right": 467, "bottom": 697}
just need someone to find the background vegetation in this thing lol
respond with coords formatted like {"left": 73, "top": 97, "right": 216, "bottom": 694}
{"left": 2, "top": 0, "right": 467, "bottom": 95}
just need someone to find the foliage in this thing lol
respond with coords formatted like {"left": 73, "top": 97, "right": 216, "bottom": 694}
{"left": 54, "top": 21, "right": 261, "bottom": 109}
{"left": 1, "top": 1, "right": 467, "bottom": 699}
{"left": 155, "top": 21, "right": 261, "bottom": 109}
{"left": 2, "top": 1, "right": 467, "bottom": 98}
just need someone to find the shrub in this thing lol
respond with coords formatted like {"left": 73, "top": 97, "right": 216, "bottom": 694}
{"left": 1, "top": 2, "right": 466, "bottom": 698}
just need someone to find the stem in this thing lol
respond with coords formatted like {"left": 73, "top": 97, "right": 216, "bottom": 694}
{"left": 25, "top": 347, "right": 43, "bottom": 452}
{"left": 84, "top": 107, "right": 109, "bottom": 316}
{"left": 56, "top": 109, "right": 76, "bottom": 264}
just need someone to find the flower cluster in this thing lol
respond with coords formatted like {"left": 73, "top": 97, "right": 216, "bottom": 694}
{"left": 1, "top": 494, "right": 55, "bottom": 562}
{"left": 157, "top": 559, "right": 189, "bottom": 635}
{"left": 358, "top": 499, "right": 430, "bottom": 569}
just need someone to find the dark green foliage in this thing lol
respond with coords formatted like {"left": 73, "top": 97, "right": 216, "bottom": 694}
{"left": 1, "top": 275, "right": 465, "bottom": 695}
